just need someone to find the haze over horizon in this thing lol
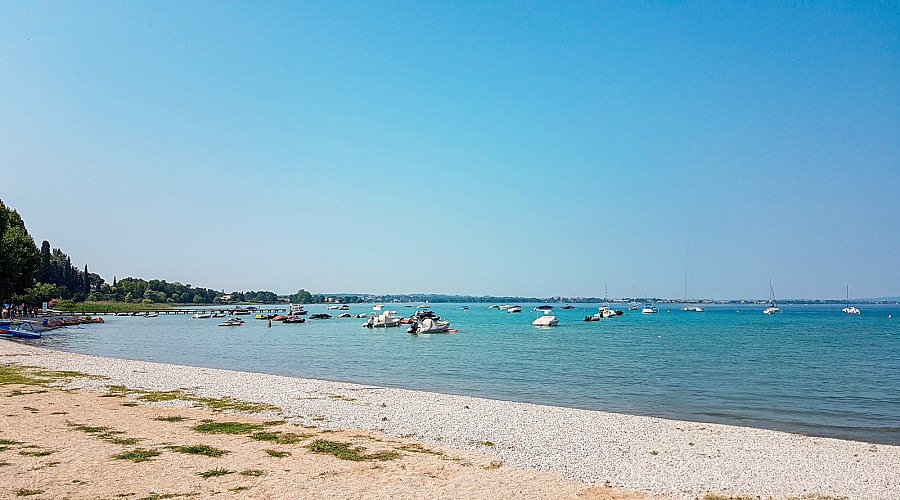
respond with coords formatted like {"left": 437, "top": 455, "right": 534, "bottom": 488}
{"left": 2, "top": 2, "right": 898, "bottom": 300}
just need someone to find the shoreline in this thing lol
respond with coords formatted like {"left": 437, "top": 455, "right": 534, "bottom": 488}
{"left": 2, "top": 341, "right": 898, "bottom": 499}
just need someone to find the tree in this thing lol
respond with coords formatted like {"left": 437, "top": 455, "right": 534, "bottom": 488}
{"left": 0, "top": 199, "right": 40, "bottom": 301}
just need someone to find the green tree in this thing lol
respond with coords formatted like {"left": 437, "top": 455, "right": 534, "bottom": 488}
{"left": 0, "top": 200, "right": 40, "bottom": 301}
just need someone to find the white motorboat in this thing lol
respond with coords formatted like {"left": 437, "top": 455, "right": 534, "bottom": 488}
{"left": 289, "top": 303, "right": 307, "bottom": 316}
{"left": 681, "top": 306, "right": 704, "bottom": 312}
{"left": 763, "top": 280, "right": 782, "bottom": 314}
{"left": 534, "top": 305, "right": 554, "bottom": 312}
{"left": 192, "top": 312, "right": 212, "bottom": 319}
{"left": 327, "top": 305, "right": 340, "bottom": 310}
{"left": 507, "top": 305, "right": 523, "bottom": 313}
{"left": 641, "top": 304, "right": 658, "bottom": 314}
{"left": 498, "top": 305, "right": 512, "bottom": 310}
{"left": 218, "top": 317, "right": 244, "bottom": 327}
{"left": 416, "top": 302, "right": 430, "bottom": 309}
{"left": 363, "top": 311, "right": 401, "bottom": 328}
{"left": 373, "top": 304, "right": 383, "bottom": 311}
{"left": 842, "top": 286, "right": 861, "bottom": 315}
{"left": 532, "top": 311, "right": 559, "bottom": 327}
{"left": 408, "top": 316, "right": 452, "bottom": 334}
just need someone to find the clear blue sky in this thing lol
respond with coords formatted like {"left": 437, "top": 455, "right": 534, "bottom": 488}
{"left": 2, "top": 1, "right": 898, "bottom": 299}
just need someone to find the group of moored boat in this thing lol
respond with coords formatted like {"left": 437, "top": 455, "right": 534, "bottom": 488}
{"left": 362, "top": 308, "right": 456, "bottom": 334}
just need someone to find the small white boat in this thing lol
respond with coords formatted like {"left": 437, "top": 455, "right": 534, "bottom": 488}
{"left": 507, "top": 305, "right": 523, "bottom": 313}
{"left": 339, "top": 305, "right": 350, "bottom": 310}
{"left": 408, "top": 316, "right": 453, "bottom": 334}
{"left": 211, "top": 311, "right": 226, "bottom": 318}
{"left": 192, "top": 312, "right": 212, "bottom": 319}
{"left": 487, "top": 305, "right": 500, "bottom": 309}
{"left": 144, "top": 312, "right": 160, "bottom": 318}
{"left": 289, "top": 303, "right": 307, "bottom": 316}
{"left": 842, "top": 286, "right": 861, "bottom": 315}
{"left": 681, "top": 306, "right": 704, "bottom": 312}
{"left": 219, "top": 318, "right": 244, "bottom": 327}
{"left": 763, "top": 280, "right": 782, "bottom": 314}
{"left": 327, "top": 305, "right": 340, "bottom": 310}
{"left": 498, "top": 305, "right": 512, "bottom": 310}
{"left": 373, "top": 304, "right": 383, "bottom": 311}
{"left": 355, "top": 313, "right": 368, "bottom": 318}
{"left": 641, "top": 304, "right": 658, "bottom": 314}
{"left": 416, "top": 303, "right": 430, "bottom": 309}
{"left": 363, "top": 311, "right": 401, "bottom": 328}
{"left": 532, "top": 311, "right": 559, "bottom": 327}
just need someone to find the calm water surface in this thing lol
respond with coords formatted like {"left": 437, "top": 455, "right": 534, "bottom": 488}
{"left": 37, "top": 303, "right": 900, "bottom": 445}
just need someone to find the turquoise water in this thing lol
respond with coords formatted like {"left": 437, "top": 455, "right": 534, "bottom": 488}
{"left": 38, "top": 303, "right": 900, "bottom": 445}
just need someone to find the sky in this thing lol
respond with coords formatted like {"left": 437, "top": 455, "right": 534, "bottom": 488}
{"left": 1, "top": 1, "right": 898, "bottom": 300}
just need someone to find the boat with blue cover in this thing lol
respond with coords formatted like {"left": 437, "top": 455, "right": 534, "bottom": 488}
{"left": 0, "top": 321, "right": 42, "bottom": 339}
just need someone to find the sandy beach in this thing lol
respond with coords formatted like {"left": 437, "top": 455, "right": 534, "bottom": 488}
{"left": 1, "top": 340, "right": 898, "bottom": 500}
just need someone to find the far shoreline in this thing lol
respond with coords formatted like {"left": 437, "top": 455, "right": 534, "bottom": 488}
{"left": 2, "top": 340, "right": 898, "bottom": 499}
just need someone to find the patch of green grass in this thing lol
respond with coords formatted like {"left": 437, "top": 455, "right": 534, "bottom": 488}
{"left": 649, "top": 450, "right": 659, "bottom": 455}
{"left": 154, "top": 415, "right": 187, "bottom": 422}
{"left": 49, "top": 411, "right": 68, "bottom": 415}
{"left": 0, "top": 439, "right": 22, "bottom": 445}
{"left": 396, "top": 443, "right": 443, "bottom": 455}
{"left": 0, "top": 460, "right": 11, "bottom": 467}
{"left": 137, "top": 494, "right": 186, "bottom": 500}
{"left": 192, "top": 421, "right": 264, "bottom": 435}
{"left": 15, "top": 489, "right": 44, "bottom": 497}
{"left": 479, "top": 441, "right": 495, "bottom": 447}
{"left": 138, "top": 390, "right": 185, "bottom": 403}
{"left": 19, "top": 448, "right": 55, "bottom": 457}
{"left": 703, "top": 496, "right": 755, "bottom": 500}
{"left": 67, "top": 421, "right": 141, "bottom": 445}
{"left": 7, "top": 388, "right": 48, "bottom": 397}
{"left": 482, "top": 461, "right": 503, "bottom": 470}
{"left": 239, "top": 469, "right": 265, "bottom": 477}
{"left": 0, "top": 365, "right": 105, "bottom": 388}
{"left": 122, "top": 402, "right": 139, "bottom": 407}
{"left": 198, "top": 468, "right": 233, "bottom": 479}
{"left": 113, "top": 448, "right": 161, "bottom": 463}
{"left": 327, "top": 394, "right": 356, "bottom": 402}
{"left": 229, "top": 486, "right": 250, "bottom": 492}
{"left": 192, "top": 395, "right": 279, "bottom": 413}
{"left": 262, "top": 420, "right": 286, "bottom": 426}
{"left": 23, "top": 406, "right": 39, "bottom": 412}
{"left": 250, "top": 431, "right": 308, "bottom": 444}
{"left": 166, "top": 444, "right": 228, "bottom": 458}
{"left": 265, "top": 449, "right": 291, "bottom": 458}
{"left": 105, "top": 385, "right": 279, "bottom": 413}
{"left": 306, "top": 439, "right": 399, "bottom": 462}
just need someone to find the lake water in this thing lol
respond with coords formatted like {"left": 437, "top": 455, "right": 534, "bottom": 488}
{"left": 37, "top": 303, "right": 900, "bottom": 445}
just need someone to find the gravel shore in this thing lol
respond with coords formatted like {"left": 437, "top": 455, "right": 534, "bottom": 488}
{"left": 2, "top": 341, "right": 897, "bottom": 499}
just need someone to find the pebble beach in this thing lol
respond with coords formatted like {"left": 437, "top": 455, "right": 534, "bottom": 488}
{"left": 2, "top": 340, "right": 898, "bottom": 499}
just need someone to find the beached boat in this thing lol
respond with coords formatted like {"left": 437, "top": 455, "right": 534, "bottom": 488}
{"left": 0, "top": 321, "right": 41, "bottom": 339}
{"left": 289, "top": 304, "right": 307, "bottom": 316}
{"left": 408, "top": 316, "right": 452, "bottom": 334}
{"left": 363, "top": 311, "right": 401, "bottom": 328}
{"left": 842, "top": 286, "right": 861, "bottom": 315}
{"left": 532, "top": 311, "right": 559, "bottom": 327}
{"left": 641, "top": 304, "right": 659, "bottom": 314}
{"left": 763, "top": 280, "right": 782, "bottom": 315}
{"left": 218, "top": 318, "right": 244, "bottom": 327}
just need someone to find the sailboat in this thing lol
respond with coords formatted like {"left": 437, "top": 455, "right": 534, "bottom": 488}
{"left": 680, "top": 265, "right": 703, "bottom": 312}
{"left": 842, "top": 286, "right": 861, "bottom": 315}
{"left": 763, "top": 280, "right": 782, "bottom": 315}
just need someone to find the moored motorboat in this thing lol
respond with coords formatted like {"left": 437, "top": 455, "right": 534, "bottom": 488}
{"left": 219, "top": 318, "right": 244, "bottom": 327}
{"left": 532, "top": 311, "right": 559, "bottom": 327}
{"left": 363, "top": 311, "right": 401, "bottom": 328}
{"left": 507, "top": 305, "right": 523, "bottom": 313}
{"left": 337, "top": 313, "right": 352, "bottom": 318}
{"left": 641, "top": 304, "right": 659, "bottom": 314}
{"left": 339, "top": 305, "right": 350, "bottom": 310}
{"left": 408, "top": 316, "right": 452, "bottom": 334}
{"left": 309, "top": 313, "right": 332, "bottom": 320}
{"left": 0, "top": 321, "right": 42, "bottom": 339}
{"left": 681, "top": 306, "right": 704, "bottom": 312}
{"left": 232, "top": 308, "right": 251, "bottom": 315}
{"left": 283, "top": 316, "right": 306, "bottom": 324}
{"left": 272, "top": 315, "right": 289, "bottom": 321}
{"left": 289, "top": 303, "right": 307, "bottom": 316}
{"left": 144, "top": 312, "right": 160, "bottom": 318}
{"left": 192, "top": 312, "right": 212, "bottom": 319}
{"left": 560, "top": 305, "right": 575, "bottom": 310}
